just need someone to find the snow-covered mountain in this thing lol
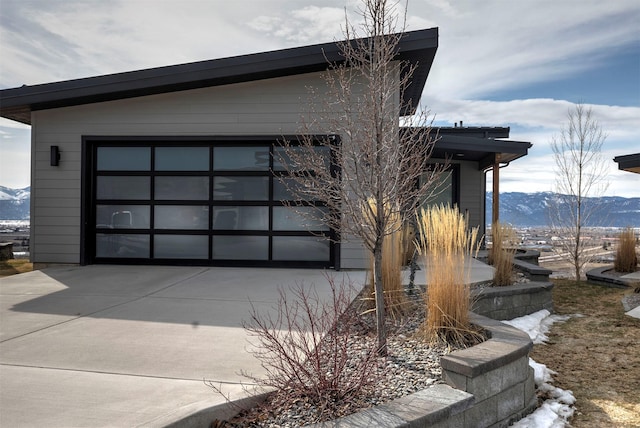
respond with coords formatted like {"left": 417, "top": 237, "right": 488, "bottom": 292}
{"left": 0, "top": 186, "right": 30, "bottom": 220}
{"left": 487, "top": 192, "right": 640, "bottom": 227}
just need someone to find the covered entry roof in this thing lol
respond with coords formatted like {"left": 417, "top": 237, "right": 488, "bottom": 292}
{"left": 614, "top": 153, "right": 640, "bottom": 174}
{"left": 0, "top": 28, "right": 438, "bottom": 125}
{"left": 409, "top": 126, "right": 532, "bottom": 169}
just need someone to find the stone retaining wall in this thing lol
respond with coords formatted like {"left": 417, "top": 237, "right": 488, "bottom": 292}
{"left": 512, "top": 259, "right": 552, "bottom": 282}
{"left": 586, "top": 266, "right": 639, "bottom": 288}
{"left": 513, "top": 249, "right": 541, "bottom": 265}
{"left": 439, "top": 313, "right": 537, "bottom": 428}
{"left": 472, "top": 282, "right": 554, "bottom": 320}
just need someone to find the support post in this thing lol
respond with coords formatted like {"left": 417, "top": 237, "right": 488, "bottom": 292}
{"left": 492, "top": 154, "right": 500, "bottom": 225}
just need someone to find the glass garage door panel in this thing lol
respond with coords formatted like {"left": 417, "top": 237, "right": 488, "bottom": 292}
{"left": 212, "top": 236, "right": 268, "bottom": 260}
{"left": 213, "top": 146, "right": 269, "bottom": 171}
{"left": 213, "top": 177, "right": 268, "bottom": 201}
{"left": 97, "top": 147, "right": 150, "bottom": 171}
{"left": 273, "top": 146, "right": 330, "bottom": 171}
{"left": 96, "top": 234, "right": 150, "bottom": 258}
{"left": 272, "top": 236, "right": 330, "bottom": 261}
{"left": 212, "top": 206, "right": 268, "bottom": 230}
{"left": 96, "top": 205, "right": 150, "bottom": 229}
{"left": 155, "top": 147, "right": 210, "bottom": 171}
{"left": 97, "top": 176, "right": 150, "bottom": 200}
{"left": 273, "top": 177, "right": 307, "bottom": 201}
{"left": 154, "top": 235, "right": 209, "bottom": 259}
{"left": 155, "top": 206, "right": 209, "bottom": 230}
{"left": 273, "top": 206, "right": 329, "bottom": 231}
{"left": 155, "top": 177, "right": 209, "bottom": 200}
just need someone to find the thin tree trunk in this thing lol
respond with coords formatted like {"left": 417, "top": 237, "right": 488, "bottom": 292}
{"left": 373, "top": 246, "right": 387, "bottom": 356}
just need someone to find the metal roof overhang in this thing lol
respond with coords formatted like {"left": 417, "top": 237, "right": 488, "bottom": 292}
{"left": 433, "top": 135, "right": 532, "bottom": 170}
{"left": 0, "top": 28, "right": 438, "bottom": 125}
{"left": 404, "top": 127, "right": 532, "bottom": 170}
{"left": 614, "top": 153, "right": 640, "bottom": 174}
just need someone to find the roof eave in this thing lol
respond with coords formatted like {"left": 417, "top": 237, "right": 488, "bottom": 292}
{"left": 614, "top": 153, "right": 640, "bottom": 174}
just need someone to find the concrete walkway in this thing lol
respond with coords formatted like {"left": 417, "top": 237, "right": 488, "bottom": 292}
{"left": 0, "top": 260, "right": 494, "bottom": 427}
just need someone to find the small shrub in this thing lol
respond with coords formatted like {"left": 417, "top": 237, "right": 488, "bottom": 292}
{"left": 415, "top": 205, "right": 480, "bottom": 345}
{"left": 614, "top": 227, "right": 638, "bottom": 273}
{"left": 238, "top": 276, "right": 381, "bottom": 416}
{"left": 488, "top": 222, "right": 517, "bottom": 286}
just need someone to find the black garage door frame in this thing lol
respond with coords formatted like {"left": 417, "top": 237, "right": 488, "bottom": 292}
{"left": 80, "top": 135, "right": 340, "bottom": 268}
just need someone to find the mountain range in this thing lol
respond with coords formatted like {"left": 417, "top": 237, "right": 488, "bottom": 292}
{"left": 1, "top": 186, "right": 638, "bottom": 227}
{"left": 487, "top": 192, "right": 640, "bottom": 227}
{"left": 0, "top": 186, "right": 30, "bottom": 220}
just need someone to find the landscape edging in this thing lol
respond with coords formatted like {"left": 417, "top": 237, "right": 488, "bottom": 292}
{"left": 586, "top": 266, "right": 639, "bottom": 288}
{"left": 471, "top": 281, "right": 554, "bottom": 320}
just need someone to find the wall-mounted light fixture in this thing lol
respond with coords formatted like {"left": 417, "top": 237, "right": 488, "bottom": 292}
{"left": 50, "top": 146, "right": 61, "bottom": 166}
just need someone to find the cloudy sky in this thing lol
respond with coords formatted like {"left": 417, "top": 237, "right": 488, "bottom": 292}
{"left": 1, "top": 0, "right": 639, "bottom": 197}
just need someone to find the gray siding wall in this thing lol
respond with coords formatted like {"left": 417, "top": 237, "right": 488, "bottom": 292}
{"left": 30, "top": 72, "right": 371, "bottom": 268}
{"left": 455, "top": 160, "right": 485, "bottom": 232}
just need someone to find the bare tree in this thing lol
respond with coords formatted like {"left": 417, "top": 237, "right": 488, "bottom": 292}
{"left": 278, "top": 0, "right": 444, "bottom": 354}
{"left": 550, "top": 104, "right": 609, "bottom": 281}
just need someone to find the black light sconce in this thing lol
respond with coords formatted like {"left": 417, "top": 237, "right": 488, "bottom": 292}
{"left": 50, "top": 146, "right": 61, "bottom": 166}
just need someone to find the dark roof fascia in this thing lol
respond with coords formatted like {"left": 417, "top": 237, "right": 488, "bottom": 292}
{"left": 435, "top": 134, "right": 532, "bottom": 155}
{"left": 613, "top": 153, "right": 640, "bottom": 172}
{"left": 0, "top": 28, "right": 438, "bottom": 125}
{"left": 406, "top": 127, "right": 531, "bottom": 156}
{"left": 431, "top": 126, "right": 511, "bottom": 139}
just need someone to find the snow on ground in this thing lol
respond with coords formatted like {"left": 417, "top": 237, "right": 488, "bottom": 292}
{"left": 505, "top": 310, "right": 577, "bottom": 428}
{"left": 502, "top": 309, "right": 573, "bottom": 345}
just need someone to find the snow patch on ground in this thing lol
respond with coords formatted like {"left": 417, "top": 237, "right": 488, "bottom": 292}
{"left": 502, "top": 309, "right": 573, "bottom": 345}
{"left": 505, "top": 310, "right": 576, "bottom": 428}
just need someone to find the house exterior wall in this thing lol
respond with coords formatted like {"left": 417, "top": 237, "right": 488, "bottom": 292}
{"left": 455, "top": 160, "right": 485, "bottom": 232}
{"left": 29, "top": 72, "right": 374, "bottom": 268}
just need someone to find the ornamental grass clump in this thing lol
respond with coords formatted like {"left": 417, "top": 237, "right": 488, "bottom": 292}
{"left": 614, "top": 227, "right": 638, "bottom": 273}
{"left": 365, "top": 198, "right": 409, "bottom": 319}
{"left": 415, "top": 205, "right": 480, "bottom": 345}
{"left": 488, "top": 222, "right": 517, "bottom": 286}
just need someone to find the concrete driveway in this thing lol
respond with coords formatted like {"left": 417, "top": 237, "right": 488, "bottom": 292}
{"left": 0, "top": 265, "right": 367, "bottom": 427}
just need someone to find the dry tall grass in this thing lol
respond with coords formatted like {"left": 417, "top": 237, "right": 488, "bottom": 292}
{"left": 488, "top": 222, "right": 517, "bottom": 286}
{"left": 415, "top": 205, "right": 480, "bottom": 345}
{"left": 614, "top": 227, "right": 638, "bottom": 273}
{"left": 365, "top": 199, "right": 409, "bottom": 318}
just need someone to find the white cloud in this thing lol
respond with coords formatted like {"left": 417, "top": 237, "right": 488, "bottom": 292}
{"left": 249, "top": 6, "right": 347, "bottom": 44}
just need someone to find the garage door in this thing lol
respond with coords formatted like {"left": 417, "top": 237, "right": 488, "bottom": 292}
{"left": 84, "top": 138, "right": 337, "bottom": 268}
